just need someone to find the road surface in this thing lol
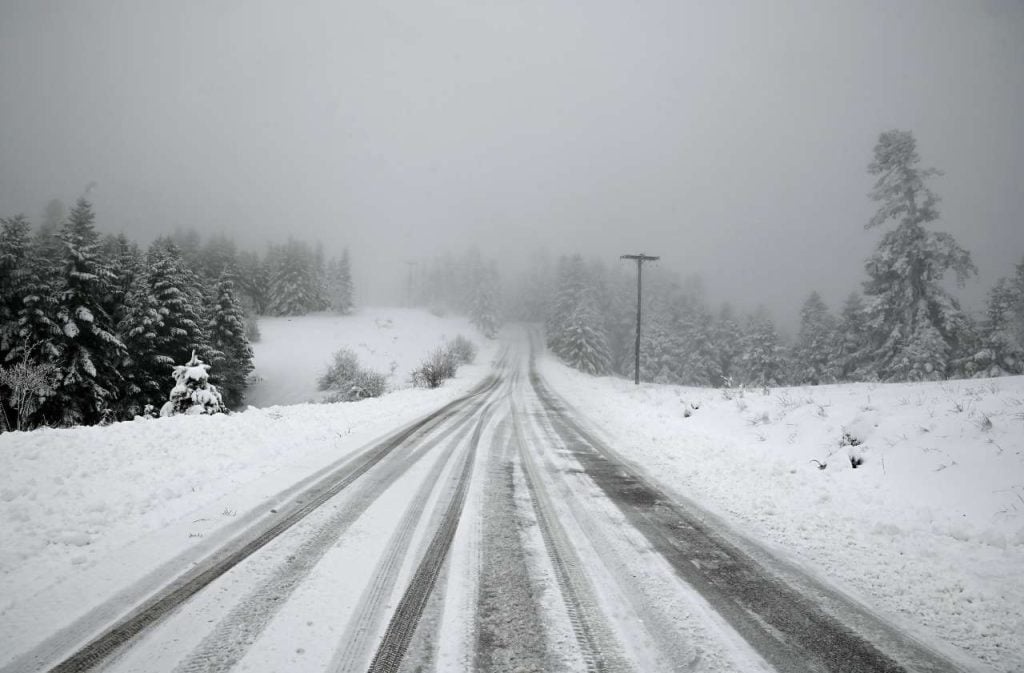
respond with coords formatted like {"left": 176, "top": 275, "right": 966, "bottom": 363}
{"left": 5, "top": 329, "right": 972, "bottom": 673}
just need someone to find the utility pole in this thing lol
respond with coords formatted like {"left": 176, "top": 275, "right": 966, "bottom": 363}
{"left": 620, "top": 253, "right": 660, "bottom": 385}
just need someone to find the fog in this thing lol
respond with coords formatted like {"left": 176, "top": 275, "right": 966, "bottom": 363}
{"left": 2, "top": 0, "right": 1023, "bottom": 322}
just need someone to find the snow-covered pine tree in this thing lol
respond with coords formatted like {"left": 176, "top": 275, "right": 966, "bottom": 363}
{"left": 470, "top": 261, "right": 501, "bottom": 339}
{"left": 199, "top": 234, "right": 238, "bottom": 282}
{"left": 977, "top": 259, "right": 1024, "bottom": 376}
{"left": 269, "top": 239, "right": 315, "bottom": 316}
{"left": 329, "top": 248, "right": 355, "bottom": 314}
{"left": 237, "top": 250, "right": 271, "bottom": 315}
{"left": 118, "top": 275, "right": 170, "bottom": 416}
{"left": 792, "top": 291, "right": 839, "bottom": 385}
{"left": 549, "top": 255, "right": 612, "bottom": 375}
{"left": 738, "top": 307, "right": 786, "bottom": 387}
{"left": 713, "top": 303, "right": 743, "bottom": 386}
{"left": 49, "top": 198, "right": 127, "bottom": 425}
{"left": 633, "top": 307, "right": 679, "bottom": 383}
{"left": 311, "top": 242, "right": 329, "bottom": 312}
{"left": 860, "top": 130, "right": 977, "bottom": 381}
{"left": 207, "top": 272, "right": 254, "bottom": 408}
{"left": 160, "top": 351, "right": 227, "bottom": 416}
{"left": 0, "top": 215, "right": 32, "bottom": 363}
{"left": 833, "top": 292, "right": 872, "bottom": 381}
{"left": 99, "top": 233, "right": 142, "bottom": 329}
{"left": 148, "top": 239, "right": 211, "bottom": 363}
{"left": 559, "top": 300, "right": 612, "bottom": 375}
{"left": 674, "top": 276, "right": 721, "bottom": 386}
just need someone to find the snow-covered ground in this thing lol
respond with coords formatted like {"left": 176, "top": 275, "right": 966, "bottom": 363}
{"left": 539, "top": 357, "right": 1024, "bottom": 671}
{"left": 4, "top": 317, "right": 1023, "bottom": 671}
{"left": 248, "top": 308, "right": 480, "bottom": 407}
{"left": 0, "top": 309, "right": 494, "bottom": 653}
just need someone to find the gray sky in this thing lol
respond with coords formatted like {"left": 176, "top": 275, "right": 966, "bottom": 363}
{"left": 2, "top": 0, "right": 1023, "bottom": 322}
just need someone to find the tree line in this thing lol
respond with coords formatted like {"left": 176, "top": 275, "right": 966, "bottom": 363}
{"left": 0, "top": 200, "right": 355, "bottom": 431}
{"left": 519, "top": 131, "right": 1024, "bottom": 385}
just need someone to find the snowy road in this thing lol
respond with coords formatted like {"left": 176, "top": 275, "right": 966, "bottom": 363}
{"left": 6, "top": 330, "right": 974, "bottom": 673}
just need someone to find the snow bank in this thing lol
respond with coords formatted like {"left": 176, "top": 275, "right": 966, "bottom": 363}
{"left": 539, "top": 358, "right": 1024, "bottom": 671}
{"left": 0, "top": 310, "right": 493, "bottom": 621}
{"left": 247, "top": 308, "right": 480, "bottom": 407}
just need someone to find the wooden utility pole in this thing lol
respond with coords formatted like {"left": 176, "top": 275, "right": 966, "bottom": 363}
{"left": 620, "top": 253, "right": 660, "bottom": 385}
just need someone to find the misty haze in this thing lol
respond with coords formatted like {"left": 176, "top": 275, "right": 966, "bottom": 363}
{"left": 1, "top": 2, "right": 1023, "bottom": 672}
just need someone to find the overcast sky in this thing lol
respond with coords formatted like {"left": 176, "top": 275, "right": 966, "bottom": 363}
{"left": 2, "top": 0, "right": 1023, "bottom": 321}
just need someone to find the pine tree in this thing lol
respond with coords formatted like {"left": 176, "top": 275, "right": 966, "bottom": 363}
{"left": 793, "top": 292, "right": 838, "bottom": 385}
{"left": 470, "top": 261, "right": 501, "bottom": 339}
{"left": 860, "top": 130, "right": 977, "bottom": 381}
{"left": 834, "top": 292, "right": 871, "bottom": 381}
{"left": 237, "top": 250, "right": 270, "bottom": 315}
{"left": 148, "top": 239, "right": 211, "bottom": 364}
{"left": 269, "top": 239, "right": 315, "bottom": 316}
{"left": 49, "top": 198, "right": 127, "bottom": 425}
{"left": 118, "top": 275, "right": 171, "bottom": 416}
{"left": 0, "top": 215, "right": 32, "bottom": 363}
{"left": 160, "top": 351, "right": 227, "bottom": 417}
{"left": 713, "top": 303, "right": 744, "bottom": 386}
{"left": 673, "top": 277, "right": 721, "bottom": 386}
{"left": 207, "top": 272, "right": 254, "bottom": 408}
{"left": 738, "top": 307, "right": 785, "bottom": 387}
{"left": 559, "top": 300, "right": 612, "bottom": 375}
{"left": 633, "top": 307, "right": 679, "bottom": 383}
{"left": 99, "top": 233, "right": 142, "bottom": 329}
{"left": 978, "top": 260, "right": 1024, "bottom": 376}
{"left": 329, "top": 248, "right": 355, "bottom": 314}
{"left": 549, "top": 255, "right": 611, "bottom": 375}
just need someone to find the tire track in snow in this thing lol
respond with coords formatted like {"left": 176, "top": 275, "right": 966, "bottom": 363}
{"left": 473, "top": 415, "right": 558, "bottom": 673}
{"left": 172, "top": 387, "right": 500, "bottom": 673}
{"left": 513, "top": 401, "right": 632, "bottom": 673}
{"left": 366, "top": 402, "right": 496, "bottom": 673}
{"left": 527, "top": 339, "right": 967, "bottom": 673}
{"left": 327, "top": 416, "right": 472, "bottom": 672}
{"left": 18, "top": 374, "right": 501, "bottom": 673}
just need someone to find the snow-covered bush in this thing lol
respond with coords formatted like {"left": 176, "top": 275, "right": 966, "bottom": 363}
{"left": 159, "top": 351, "right": 228, "bottom": 417}
{"left": 412, "top": 347, "right": 458, "bottom": 388}
{"left": 446, "top": 334, "right": 477, "bottom": 366}
{"left": 317, "top": 347, "right": 387, "bottom": 402}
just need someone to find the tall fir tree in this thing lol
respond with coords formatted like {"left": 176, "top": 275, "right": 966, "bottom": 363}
{"left": 833, "top": 292, "right": 871, "bottom": 381}
{"left": 673, "top": 277, "right": 721, "bottom": 386}
{"left": 860, "top": 130, "right": 976, "bottom": 381}
{"left": 978, "top": 258, "right": 1024, "bottom": 376}
{"left": 0, "top": 215, "right": 32, "bottom": 363}
{"left": 738, "top": 307, "right": 786, "bottom": 387}
{"left": 237, "top": 250, "right": 271, "bottom": 315}
{"left": 470, "top": 261, "right": 501, "bottom": 339}
{"left": 549, "top": 255, "right": 611, "bottom": 375}
{"left": 119, "top": 240, "right": 212, "bottom": 416}
{"left": 792, "top": 291, "right": 838, "bottom": 385}
{"left": 713, "top": 303, "right": 744, "bottom": 386}
{"left": 207, "top": 272, "right": 254, "bottom": 408}
{"left": 118, "top": 275, "right": 170, "bottom": 416}
{"left": 329, "top": 248, "right": 355, "bottom": 314}
{"left": 269, "top": 239, "right": 314, "bottom": 316}
{"left": 48, "top": 198, "right": 127, "bottom": 425}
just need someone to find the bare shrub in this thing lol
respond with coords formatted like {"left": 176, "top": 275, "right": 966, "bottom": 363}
{"left": 0, "top": 356, "right": 59, "bottom": 432}
{"left": 446, "top": 335, "right": 477, "bottom": 366}
{"left": 412, "top": 347, "right": 458, "bottom": 388}
{"left": 318, "top": 348, "right": 387, "bottom": 401}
